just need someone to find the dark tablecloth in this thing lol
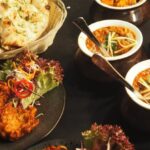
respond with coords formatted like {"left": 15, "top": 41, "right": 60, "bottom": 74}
{"left": 39, "top": 0, "right": 150, "bottom": 149}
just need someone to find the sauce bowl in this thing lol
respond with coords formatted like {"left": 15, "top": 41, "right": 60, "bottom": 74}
{"left": 121, "top": 60, "right": 150, "bottom": 132}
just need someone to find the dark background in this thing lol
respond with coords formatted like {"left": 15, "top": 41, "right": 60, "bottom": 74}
{"left": 39, "top": 0, "right": 150, "bottom": 149}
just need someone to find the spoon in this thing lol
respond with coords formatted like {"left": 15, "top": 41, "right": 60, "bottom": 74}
{"left": 73, "top": 17, "right": 147, "bottom": 101}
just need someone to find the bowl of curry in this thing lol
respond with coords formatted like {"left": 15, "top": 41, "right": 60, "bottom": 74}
{"left": 125, "top": 60, "right": 150, "bottom": 109}
{"left": 78, "top": 19, "right": 143, "bottom": 61}
{"left": 76, "top": 20, "right": 143, "bottom": 82}
{"left": 121, "top": 60, "right": 150, "bottom": 132}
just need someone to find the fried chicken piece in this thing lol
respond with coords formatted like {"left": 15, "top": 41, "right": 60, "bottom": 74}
{"left": 0, "top": 102, "right": 39, "bottom": 141}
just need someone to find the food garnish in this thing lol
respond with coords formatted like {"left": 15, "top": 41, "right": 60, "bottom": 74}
{"left": 101, "top": 0, "right": 138, "bottom": 7}
{"left": 0, "top": 50, "right": 63, "bottom": 140}
{"left": 81, "top": 123, "right": 134, "bottom": 150}
{"left": 86, "top": 26, "right": 136, "bottom": 57}
{"left": 133, "top": 68, "right": 150, "bottom": 103}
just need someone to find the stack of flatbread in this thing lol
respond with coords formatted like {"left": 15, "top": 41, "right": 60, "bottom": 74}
{"left": 0, "top": 0, "right": 50, "bottom": 51}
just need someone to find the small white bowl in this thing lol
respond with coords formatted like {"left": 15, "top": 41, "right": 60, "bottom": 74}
{"left": 95, "top": 0, "right": 147, "bottom": 10}
{"left": 125, "top": 60, "right": 150, "bottom": 110}
{"left": 78, "top": 20, "right": 143, "bottom": 61}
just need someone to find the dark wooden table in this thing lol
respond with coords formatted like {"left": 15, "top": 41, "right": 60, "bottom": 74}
{"left": 36, "top": 0, "right": 150, "bottom": 149}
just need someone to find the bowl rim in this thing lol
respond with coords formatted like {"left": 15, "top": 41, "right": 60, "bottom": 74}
{"left": 95, "top": 0, "right": 147, "bottom": 10}
{"left": 78, "top": 19, "right": 143, "bottom": 61}
{"left": 125, "top": 59, "right": 150, "bottom": 110}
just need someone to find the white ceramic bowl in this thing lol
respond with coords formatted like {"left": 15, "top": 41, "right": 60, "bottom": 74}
{"left": 78, "top": 20, "right": 143, "bottom": 61}
{"left": 125, "top": 60, "right": 150, "bottom": 110}
{"left": 95, "top": 0, "right": 147, "bottom": 10}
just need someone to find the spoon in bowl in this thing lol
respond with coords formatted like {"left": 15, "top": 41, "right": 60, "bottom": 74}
{"left": 73, "top": 17, "right": 148, "bottom": 101}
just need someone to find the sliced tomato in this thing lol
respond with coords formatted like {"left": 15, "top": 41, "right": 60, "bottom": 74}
{"left": 13, "top": 79, "right": 34, "bottom": 99}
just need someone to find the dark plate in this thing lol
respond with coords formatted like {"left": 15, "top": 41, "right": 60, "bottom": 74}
{"left": 0, "top": 85, "right": 66, "bottom": 150}
{"left": 27, "top": 139, "right": 80, "bottom": 150}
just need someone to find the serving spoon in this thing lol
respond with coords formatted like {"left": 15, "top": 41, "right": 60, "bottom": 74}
{"left": 73, "top": 17, "right": 147, "bottom": 101}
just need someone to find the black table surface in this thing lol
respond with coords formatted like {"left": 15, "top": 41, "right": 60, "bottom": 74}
{"left": 35, "top": 0, "right": 150, "bottom": 150}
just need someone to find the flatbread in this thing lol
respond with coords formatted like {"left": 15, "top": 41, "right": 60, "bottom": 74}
{"left": 0, "top": 0, "right": 50, "bottom": 50}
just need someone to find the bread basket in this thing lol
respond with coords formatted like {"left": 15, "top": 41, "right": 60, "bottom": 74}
{"left": 0, "top": 0, "right": 67, "bottom": 59}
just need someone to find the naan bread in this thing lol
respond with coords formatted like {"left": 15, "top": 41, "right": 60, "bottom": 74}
{"left": 0, "top": 0, "right": 50, "bottom": 50}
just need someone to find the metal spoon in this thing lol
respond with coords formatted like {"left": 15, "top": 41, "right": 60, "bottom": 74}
{"left": 73, "top": 17, "right": 147, "bottom": 101}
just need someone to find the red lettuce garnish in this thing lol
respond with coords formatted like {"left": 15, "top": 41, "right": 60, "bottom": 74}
{"left": 82, "top": 123, "right": 135, "bottom": 150}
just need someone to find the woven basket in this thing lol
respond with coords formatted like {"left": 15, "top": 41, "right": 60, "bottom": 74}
{"left": 0, "top": 0, "right": 67, "bottom": 59}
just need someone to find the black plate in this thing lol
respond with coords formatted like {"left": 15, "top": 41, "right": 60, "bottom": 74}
{"left": 27, "top": 139, "right": 80, "bottom": 150}
{"left": 0, "top": 85, "right": 66, "bottom": 150}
